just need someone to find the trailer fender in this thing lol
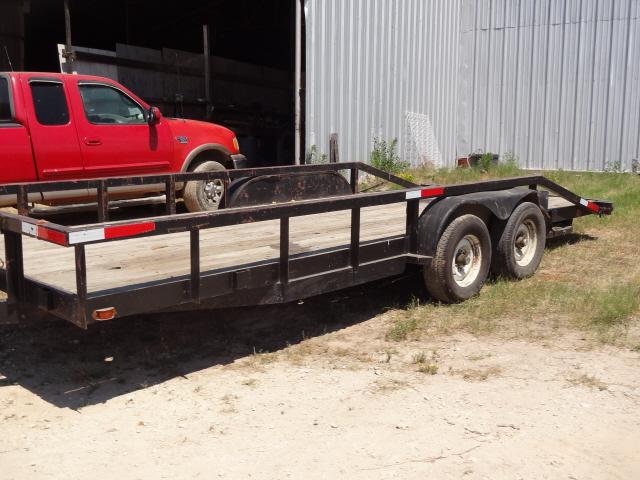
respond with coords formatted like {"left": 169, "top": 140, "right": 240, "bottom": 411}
{"left": 227, "top": 171, "right": 352, "bottom": 208}
{"left": 416, "top": 189, "right": 547, "bottom": 257}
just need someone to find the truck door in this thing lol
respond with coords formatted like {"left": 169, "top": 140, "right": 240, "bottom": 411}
{"left": 21, "top": 77, "right": 85, "bottom": 180}
{"left": 71, "top": 81, "right": 172, "bottom": 177}
{"left": 0, "top": 75, "right": 38, "bottom": 184}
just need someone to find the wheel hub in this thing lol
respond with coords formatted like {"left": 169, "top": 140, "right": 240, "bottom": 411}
{"left": 514, "top": 219, "right": 538, "bottom": 266}
{"left": 203, "top": 180, "right": 224, "bottom": 204}
{"left": 452, "top": 235, "right": 482, "bottom": 287}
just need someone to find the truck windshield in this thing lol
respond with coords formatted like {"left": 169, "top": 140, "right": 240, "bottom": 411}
{"left": 0, "top": 77, "right": 11, "bottom": 122}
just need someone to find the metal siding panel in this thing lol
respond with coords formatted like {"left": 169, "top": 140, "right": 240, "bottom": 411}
{"left": 628, "top": 13, "right": 640, "bottom": 164}
{"left": 306, "top": 0, "right": 639, "bottom": 171}
{"left": 605, "top": 12, "right": 626, "bottom": 168}
{"left": 494, "top": 0, "right": 506, "bottom": 28}
{"left": 520, "top": 0, "right": 535, "bottom": 26}
{"left": 479, "top": 0, "right": 491, "bottom": 29}
{"left": 305, "top": 0, "right": 461, "bottom": 167}
{"left": 452, "top": 0, "right": 640, "bottom": 171}
{"left": 551, "top": 0, "right": 565, "bottom": 23}
{"left": 500, "top": 21, "right": 517, "bottom": 154}
{"left": 461, "top": 0, "right": 476, "bottom": 31}
{"left": 589, "top": 4, "right": 609, "bottom": 171}
{"left": 487, "top": 23, "right": 503, "bottom": 151}
{"left": 545, "top": 14, "right": 563, "bottom": 169}
{"left": 568, "top": 0, "right": 582, "bottom": 22}
{"left": 559, "top": 10, "right": 578, "bottom": 167}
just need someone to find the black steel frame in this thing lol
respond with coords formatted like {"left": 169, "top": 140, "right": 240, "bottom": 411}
{"left": 0, "top": 162, "right": 612, "bottom": 328}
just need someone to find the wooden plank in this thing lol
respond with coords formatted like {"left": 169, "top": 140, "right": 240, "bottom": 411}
{"left": 548, "top": 196, "right": 573, "bottom": 209}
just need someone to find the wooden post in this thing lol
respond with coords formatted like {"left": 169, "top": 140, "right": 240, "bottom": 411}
{"left": 329, "top": 133, "right": 339, "bottom": 164}
{"left": 203, "top": 24, "right": 212, "bottom": 120}
{"left": 62, "top": 0, "right": 74, "bottom": 73}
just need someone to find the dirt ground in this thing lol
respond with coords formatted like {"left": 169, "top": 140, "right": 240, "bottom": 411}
{"left": 1, "top": 276, "right": 639, "bottom": 480}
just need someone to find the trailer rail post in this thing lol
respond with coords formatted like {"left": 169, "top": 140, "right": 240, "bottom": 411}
{"left": 74, "top": 244, "right": 88, "bottom": 328}
{"left": 165, "top": 176, "right": 176, "bottom": 215}
{"left": 350, "top": 167, "right": 359, "bottom": 194}
{"left": 190, "top": 229, "right": 200, "bottom": 303}
{"left": 279, "top": 217, "right": 290, "bottom": 286}
{"left": 405, "top": 199, "right": 420, "bottom": 253}
{"left": 350, "top": 208, "right": 360, "bottom": 271}
{"left": 16, "top": 185, "right": 28, "bottom": 216}
{"left": 4, "top": 231, "right": 25, "bottom": 309}
{"left": 223, "top": 171, "right": 231, "bottom": 208}
{"left": 97, "top": 180, "right": 109, "bottom": 222}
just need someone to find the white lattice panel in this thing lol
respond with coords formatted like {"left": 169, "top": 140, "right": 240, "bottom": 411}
{"left": 405, "top": 111, "right": 443, "bottom": 167}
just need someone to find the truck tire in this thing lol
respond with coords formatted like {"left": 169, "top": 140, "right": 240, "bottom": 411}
{"left": 183, "top": 161, "right": 226, "bottom": 212}
{"left": 424, "top": 214, "right": 492, "bottom": 303}
{"left": 491, "top": 202, "right": 546, "bottom": 279}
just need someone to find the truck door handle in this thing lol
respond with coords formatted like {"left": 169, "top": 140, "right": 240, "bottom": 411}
{"left": 84, "top": 138, "right": 102, "bottom": 146}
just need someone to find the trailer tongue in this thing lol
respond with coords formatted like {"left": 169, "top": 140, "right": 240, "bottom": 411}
{"left": 0, "top": 162, "right": 612, "bottom": 328}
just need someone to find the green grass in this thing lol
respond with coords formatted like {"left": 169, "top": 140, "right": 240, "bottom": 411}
{"left": 386, "top": 316, "right": 419, "bottom": 341}
{"left": 579, "top": 284, "right": 640, "bottom": 330}
{"left": 385, "top": 165, "right": 640, "bottom": 346}
{"left": 412, "top": 351, "right": 438, "bottom": 375}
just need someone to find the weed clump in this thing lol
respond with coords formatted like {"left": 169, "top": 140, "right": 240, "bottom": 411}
{"left": 370, "top": 138, "right": 409, "bottom": 174}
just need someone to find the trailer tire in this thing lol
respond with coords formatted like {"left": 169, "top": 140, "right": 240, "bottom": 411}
{"left": 491, "top": 202, "right": 546, "bottom": 279}
{"left": 183, "top": 161, "right": 226, "bottom": 212}
{"left": 424, "top": 214, "right": 492, "bottom": 303}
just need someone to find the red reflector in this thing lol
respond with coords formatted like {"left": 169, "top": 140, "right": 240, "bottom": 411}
{"left": 586, "top": 201, "right": 600, "bottom": 213}
{"left": 104, "top": 222, "right": 156, "bottom": 239}
{"left": 420, "top": 187, "right": 445, "bottom": 198}
{"left": 37, "top": 226, "right": 67, "bottom": 246}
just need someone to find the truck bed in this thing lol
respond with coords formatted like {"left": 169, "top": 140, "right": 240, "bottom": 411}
{"left": 0, "top": 196, "right": 573, "bottom": 295}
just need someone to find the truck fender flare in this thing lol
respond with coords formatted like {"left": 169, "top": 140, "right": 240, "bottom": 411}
{"left": 416, "top": 189, "right": 547, "bottom": 257}
{"left": 181, "top": 144, "right": 232, "bottom": 172}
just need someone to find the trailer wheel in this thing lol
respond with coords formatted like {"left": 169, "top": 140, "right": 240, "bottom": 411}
{"left": 183, "top": 161, "right": 226, "bottom": 212}
{"left": 424, "top": 214, "right": 492, "bottom": 303}
{"left": 492, "top": 202, "right": 546, "bottom": 279}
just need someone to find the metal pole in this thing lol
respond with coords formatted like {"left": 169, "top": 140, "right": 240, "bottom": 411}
{"left": 203, "top": 24, "right": 212, "bottom": 120}
{"left": 294, "top": 0, "right": 302, "bottom": 165}
{"left": 63, "top": 0, "right": 74, "bottom": 73}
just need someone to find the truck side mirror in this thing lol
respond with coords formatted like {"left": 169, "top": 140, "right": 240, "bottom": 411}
{"left": 147, "top": 106, "right": 162, "bottom": 125}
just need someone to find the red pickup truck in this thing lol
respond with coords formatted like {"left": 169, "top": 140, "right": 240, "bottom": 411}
{"left": 0, "top": 72, "right": 248, "bottom": 212}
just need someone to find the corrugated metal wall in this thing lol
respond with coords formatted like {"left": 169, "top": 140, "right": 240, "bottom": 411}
{"left": 459, "top": 0, "right": 640, "bottom": 171}
{"left": 306, "top": 0, "right": 640, "bottom": 171}
{"left": 304, "top": 0, "right": 461, "bottom": 166}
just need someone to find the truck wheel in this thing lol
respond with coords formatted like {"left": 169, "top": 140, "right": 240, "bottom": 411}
{"left": 424, "top": 214, "right": 492, "bottom": 303}
{"left": 492, "top": 202, "right": 546, "bottom": 279}
{"left": 183, "top": 161, "right": 226, "bottom": 212}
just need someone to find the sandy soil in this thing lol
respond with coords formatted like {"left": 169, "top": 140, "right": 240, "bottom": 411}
{"left": 1, "top": 278, "right": 639, "bottom": 479}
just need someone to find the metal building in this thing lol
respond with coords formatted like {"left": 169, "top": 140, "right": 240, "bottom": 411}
{"left": 0, "top": 0, "right": 26, "bottom": 72}
{"left": 305, "top": 0, "right": 640, "bottom": 171}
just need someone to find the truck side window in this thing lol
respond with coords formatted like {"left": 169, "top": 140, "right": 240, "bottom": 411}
{"left": 30, "top": 81, "right": 70, "bottom": 126}
{"left": 79, "top": 84, "right": 146, "bottom": 125}
{"left": 0, "top": 77, "right": 12, "bottom": 122}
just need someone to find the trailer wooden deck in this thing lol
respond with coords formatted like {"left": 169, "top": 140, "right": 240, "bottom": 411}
{"left": 0, "top": 196, "right": 574, "bottom": 295}
{"left": 0, "top": 203, "right": 409, "bottom": 294}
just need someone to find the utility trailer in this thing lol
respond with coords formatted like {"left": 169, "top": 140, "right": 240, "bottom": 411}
{"left": 0, "top": 162, "right": 612, "bottom": 329}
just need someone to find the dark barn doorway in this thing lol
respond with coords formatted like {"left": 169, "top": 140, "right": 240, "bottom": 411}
{"left": 22, "top": 0, "right": 298, "bottom": 166}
